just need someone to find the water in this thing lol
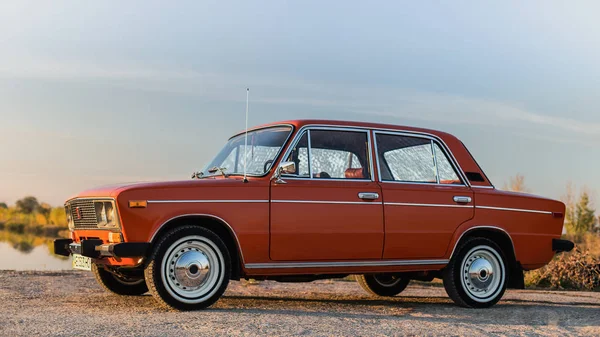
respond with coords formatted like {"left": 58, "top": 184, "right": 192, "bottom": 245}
{"left": 0, "top": 235, "right": 72, "bottom": 271}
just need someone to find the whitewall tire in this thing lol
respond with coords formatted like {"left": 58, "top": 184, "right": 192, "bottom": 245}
{"left": 443, "top": 237, "right": 507, "bottom": 308}
{"left": 144, "top": 226, "right": 231, "bottom": 310}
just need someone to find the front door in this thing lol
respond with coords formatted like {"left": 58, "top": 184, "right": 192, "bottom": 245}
{"left": 270, "top": 128, "right": 384, "bottom": 261}
{"left": 373, "top": 131, "right": 475, "bottom": 259}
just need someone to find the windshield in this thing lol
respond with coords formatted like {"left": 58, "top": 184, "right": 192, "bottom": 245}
{"left": 200, "top": 126, "right": 293, "bottom": 177}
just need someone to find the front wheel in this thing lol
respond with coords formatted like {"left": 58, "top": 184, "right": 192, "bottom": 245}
{"left": 443, "top": 237, "right": 507, "bottom": 308}
{"left": 355, "top": 274, "right": 410, "bottom": 297}
{"left": 144, "top": 226, "right": 231, "bottom": 310}
{"left": 92, "top": 264, "right": 148, "bottom": 296}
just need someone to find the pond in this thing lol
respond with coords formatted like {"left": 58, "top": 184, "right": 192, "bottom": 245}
{"left": 0, "top": 231, "right": 72, "bottom": 270}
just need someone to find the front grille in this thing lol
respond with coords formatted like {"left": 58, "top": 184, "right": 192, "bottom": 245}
{"left": 68, "top": 199, "right": 99, "bottom": 229}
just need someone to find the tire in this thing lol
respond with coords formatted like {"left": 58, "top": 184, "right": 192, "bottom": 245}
{"left": 355, "top": 274, "right": 410, "bottom": 297}
{"left": 92, "top": 264, "right": 148, "bottom": 296}
{"left": 144, "top": 226, "right": 231, "bottom": 310}
{"left": 443, "top": 237, "right": 507, "bottom": 308}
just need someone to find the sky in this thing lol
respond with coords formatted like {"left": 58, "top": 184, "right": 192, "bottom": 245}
{"left": 0, "top": 1, "right": 598, "bottom": 206}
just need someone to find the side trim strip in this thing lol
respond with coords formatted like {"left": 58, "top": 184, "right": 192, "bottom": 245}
{"left": 245, "top": 259, "right": 449, "bottom": 269}
{"left": 271, "top": 200, "right": 382, "bottom": 205}
{"left": 386, "top": 202, "right": 473, "bottom": 208}
{"left": 147, "top": 200, "right": 269, "bottom": 204}
{"left": 476, "top": 205, "right": 552, "bottom": 215}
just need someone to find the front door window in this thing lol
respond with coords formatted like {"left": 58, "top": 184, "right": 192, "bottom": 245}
{"left": 284, "top": 129, "right": 371, "bottom": 180}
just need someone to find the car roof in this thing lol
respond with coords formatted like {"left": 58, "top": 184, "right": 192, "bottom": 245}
{"left": 242, "top": 119, "right": 494, "bottom": 188}
{"left": 249, "top": 119, "right": 453, "bottom": 139}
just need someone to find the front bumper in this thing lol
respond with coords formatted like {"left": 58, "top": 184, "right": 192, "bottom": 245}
{"left": 54, "top": 239, "right": 150, "bottom": 259}
{"left": 552, "top": 238, "right": 575, "bottom": 253}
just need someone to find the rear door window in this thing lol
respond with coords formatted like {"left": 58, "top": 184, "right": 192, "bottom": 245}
{"left": 376, "top": 133, "right": 462, "bottom": 185}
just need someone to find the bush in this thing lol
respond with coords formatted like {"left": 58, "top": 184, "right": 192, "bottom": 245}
{"left": 525, "top": 249, "right": 600, "bottom": 291}
{"left": 6, "top": 222, "right": 25, "bottom": 234}
{"left": 571, "top": 232, "right": 600, "bottom": 258}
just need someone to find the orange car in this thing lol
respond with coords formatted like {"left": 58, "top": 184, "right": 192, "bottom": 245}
{"left": 54, "top": 120, "right": 573, "bottom": 309}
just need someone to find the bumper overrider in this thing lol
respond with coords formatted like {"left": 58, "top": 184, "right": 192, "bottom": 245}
{"left": 54, "top": 239, "right": 150, "bottom": 259}
{"left": 552, "top": 238, "right": 575, "bottom": 253}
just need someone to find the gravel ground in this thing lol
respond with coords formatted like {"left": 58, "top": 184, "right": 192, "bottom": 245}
{"left": 0, "top": 271, "right": 599, "bottom": 336}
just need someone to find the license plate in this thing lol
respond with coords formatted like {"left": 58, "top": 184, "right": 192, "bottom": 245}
{"left": 72, "top": 254, "right": 92, "bottom": 271}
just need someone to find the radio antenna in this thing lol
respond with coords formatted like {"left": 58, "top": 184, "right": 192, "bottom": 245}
{"left": 243, "top": 88, "right": 249, "bottom": 183}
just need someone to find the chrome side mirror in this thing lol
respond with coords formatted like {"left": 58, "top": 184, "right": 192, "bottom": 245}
{"left": 279, "top": 161, "right": 296, "bottom": 174}
{"left": 272, "top": 161, "right": 295, "bottom": 184}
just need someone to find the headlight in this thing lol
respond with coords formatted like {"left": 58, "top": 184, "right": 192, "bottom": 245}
{"left": 94, "top": 201, "right": 119, "bottom": 229}
{"left": 65, "top": 205, "right": 74, "bottom": 231}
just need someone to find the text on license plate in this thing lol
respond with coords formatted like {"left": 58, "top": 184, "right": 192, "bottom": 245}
{"left": 72, "top": 254, "right": 92, "bottom": 271}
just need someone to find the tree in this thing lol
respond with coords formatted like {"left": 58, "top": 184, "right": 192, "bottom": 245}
{"left": 38, "top": 202, "right": 52, "bottom": 223}
{"left": 15, "top": 196, "right": 40, "bottom": 214}
{"left": 565, "top": 191, "right": 597, "bottom": 235}
{"left": 0, "top": 202, "right": 7, "bottom": 209}
{"left": 49, "top": 207, "right": 67, "bottom": 226}
{"left": 503, "top": 174, "right": 530, "bottom": 193}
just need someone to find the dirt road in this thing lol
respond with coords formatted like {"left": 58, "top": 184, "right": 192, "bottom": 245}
{"left": 0, "top": 271, "right": 598, "bottom": 336}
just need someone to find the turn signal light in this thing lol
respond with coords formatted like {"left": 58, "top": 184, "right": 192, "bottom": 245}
{"left": 108, "top": 232, "right": 123, "bottom": 243}
{"left": 129, "top": 200, "right": 147, "bottom": 208}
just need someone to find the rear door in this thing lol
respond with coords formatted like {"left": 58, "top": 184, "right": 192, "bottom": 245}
{"left": 374, "top": 131, "right": 474, "bottom": 259}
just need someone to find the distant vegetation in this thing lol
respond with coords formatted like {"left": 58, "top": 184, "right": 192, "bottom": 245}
{"left": 504, "top": 175, "right": 600, "bottom": 291}
{"left": 0, "top": 196, "right": 68, "bottom": 239}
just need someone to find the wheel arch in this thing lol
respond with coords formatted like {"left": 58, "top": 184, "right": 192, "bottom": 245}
{"left": 449, "top": 226, "right": 523, "bottom": 289}
{"left": 149, "top": 214, "right": 244, "bottom": 280}
{"left": 450, "top": 226, "right": 515, "bottom": 260}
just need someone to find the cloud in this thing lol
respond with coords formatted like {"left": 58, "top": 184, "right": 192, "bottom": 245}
{"left": 254, "top": 88, "right": 600, "bottom": 142}
{"left": 0, "top": 59, "right": 208, "bottom": 80}
{"left": 2, "top": 57, "right": 597, "bottom": 142}
{"left": 361, "top": 94, "right": 599, "bottom": 138}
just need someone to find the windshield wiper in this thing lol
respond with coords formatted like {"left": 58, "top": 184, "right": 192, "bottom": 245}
{"left": 207, "top": 166, "right": 229, "bottom": 178}
{"left": 191, "top": 171, "right": 205, "bottom": 179}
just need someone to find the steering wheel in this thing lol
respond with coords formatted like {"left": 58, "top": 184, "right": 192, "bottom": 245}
{"left": 264, "top": 160, "right": 274, "bottom": 173}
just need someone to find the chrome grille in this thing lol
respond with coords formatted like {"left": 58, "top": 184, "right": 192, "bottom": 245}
{"left": 68, "top": 199, "right": 98, "bottom": 229}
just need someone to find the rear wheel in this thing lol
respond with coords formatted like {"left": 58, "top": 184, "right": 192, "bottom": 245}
{"left": 92, "top": 264, "right": 148, "bottom": 296}
{"left": 443, "top": 237, "right": 507, "bottom": 308}
{"left": 355, "top": 274, "right": 410, "bottom": 297}
{"left": 144, "top": 226, "right": 231, "bottom": 310}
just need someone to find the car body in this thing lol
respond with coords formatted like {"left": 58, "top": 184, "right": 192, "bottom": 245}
{"left": 55, "top": 119, "right": 573, "bottom": 309}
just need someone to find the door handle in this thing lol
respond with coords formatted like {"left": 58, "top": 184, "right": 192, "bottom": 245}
{"left": 453, "top": 196, "right": 472, "bottom": 204}
{"left": 358, "top": 192, "right": 379, "bottom": 200}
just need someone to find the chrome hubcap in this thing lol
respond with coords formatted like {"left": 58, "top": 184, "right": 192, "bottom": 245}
{"left": 460, "top": 246, "right": 504, "bottom": 302}
{"left": 162, "top": 236, "right": 224, "bottom": 304}
{"left": 171, "top": 249, "right": 211, "bottom": 289}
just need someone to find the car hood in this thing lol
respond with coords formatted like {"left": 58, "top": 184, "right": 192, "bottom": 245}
{"left": 67, "top": 177, "right": 245, "bottom": 202}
